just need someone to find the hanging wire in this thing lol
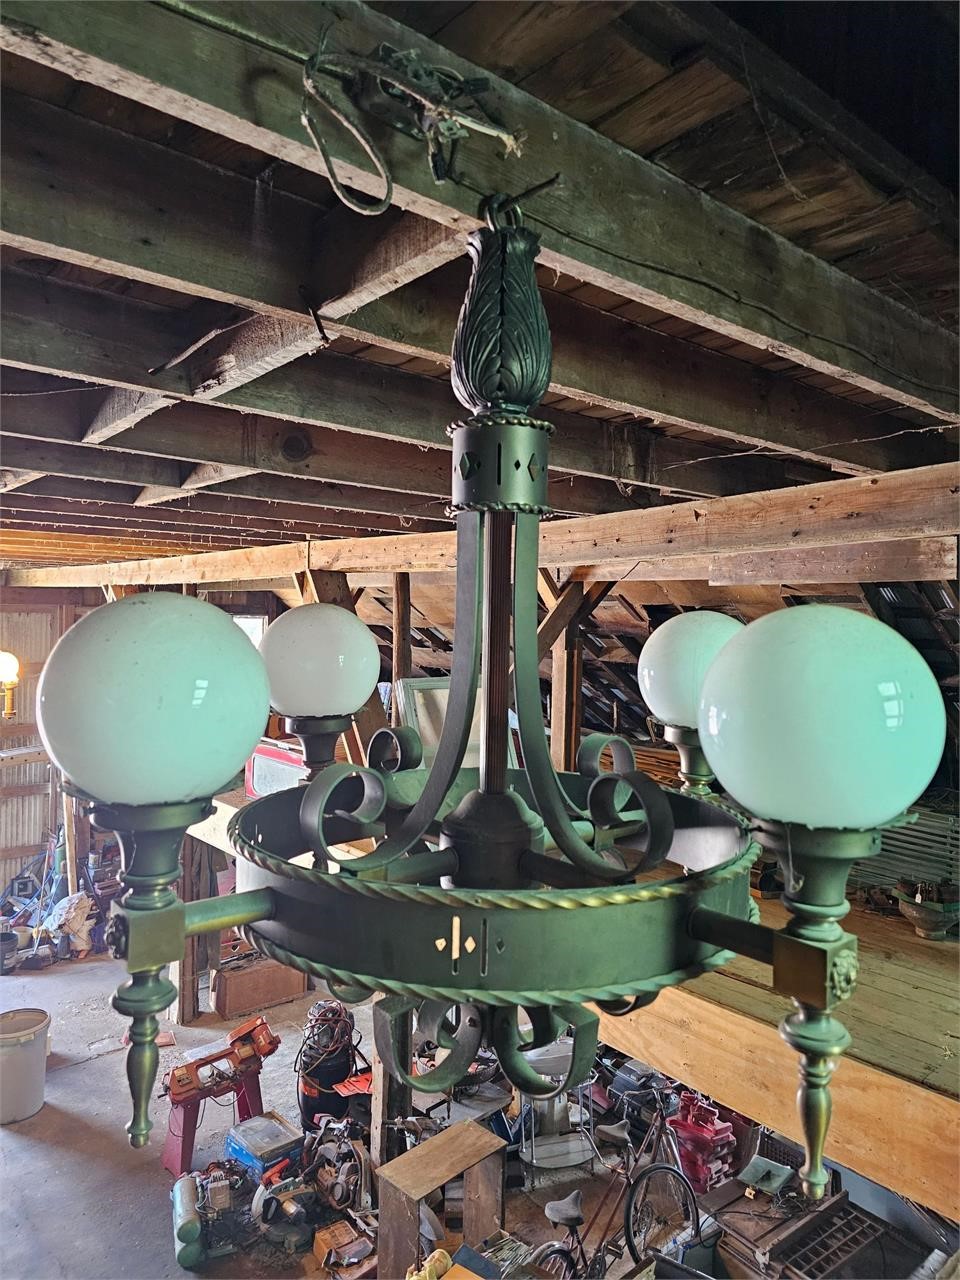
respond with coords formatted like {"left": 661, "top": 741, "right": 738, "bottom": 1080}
{"left": 300, "top": 39, "right": 524, "bottom": 214}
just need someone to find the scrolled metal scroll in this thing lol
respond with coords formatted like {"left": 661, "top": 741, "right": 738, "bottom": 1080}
{"left": 373, "top": 996, "right": 483, "bottom": 1092}
{"left": 367, "top": 725, "right": 424, "bottom": 773}
{"left": 490, "top": 1003, "right": 598, "bottom": 1099}
{"left": 588, "top": 770, "right": 675, "bottom": 871}
{"left": 576, "top": 733, "right": 636, "bottom": 779}
{"left": 299, "top": 763, "right": 392, "bottom": 870}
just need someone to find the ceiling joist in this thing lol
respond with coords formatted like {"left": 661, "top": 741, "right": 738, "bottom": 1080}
{"left": 2, "top": 91, "right": 953, "bottom": 481}
{"left": 1, "top": 0, "right": 954, "bottom": 418}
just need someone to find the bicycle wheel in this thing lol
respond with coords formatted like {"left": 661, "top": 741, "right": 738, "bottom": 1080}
{"left": 624, "top": 1163, "right": 700, "bottom": 1263}
{"left": 528, "top": 1243, "right": 578, "bottom": 1278}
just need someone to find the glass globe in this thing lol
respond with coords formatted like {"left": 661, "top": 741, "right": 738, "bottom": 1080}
{"left": 698, "top": 604, "right": 947, "bottom": 829}
{"left": 258, "top": 604, "right": 380, "bottom": 718}
{"left": 0, "top": 651, "right": 19, "bottom": 684}
{"left": 637, "top": 611, "right": 744, "bottom": 728}
{"left": 37, "top": 593, "right": 270, "bottom": 805}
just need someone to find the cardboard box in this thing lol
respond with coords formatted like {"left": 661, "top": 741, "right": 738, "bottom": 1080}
{"left": 211, "top": 955, "right": 306, "bottom": 1017}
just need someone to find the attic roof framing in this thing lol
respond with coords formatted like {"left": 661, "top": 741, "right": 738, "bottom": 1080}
{"left": 0, "top": 0, "right": 956, "bottom": 576}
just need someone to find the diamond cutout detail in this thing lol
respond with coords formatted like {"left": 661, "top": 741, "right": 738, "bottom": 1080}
{"left": 458, "top": 451, "right": 481, "bottom": 479}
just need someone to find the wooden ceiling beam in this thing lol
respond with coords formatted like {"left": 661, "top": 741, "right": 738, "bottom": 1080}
{"left": 11, "top": 472, "right": 449, "bottom": 525}
{"left": 0, "top": 468, "right": 46, "bottom": 493}
{"left": 1, "top": 1, "right": 954, "bottom": 418}
{"left": 570, "top": 538, "right": 958, "bottom": 585}
{"left": 1, "top": 265, "right": 819, "bottom": 501}
{"left": 2, "top": 97, "right": 952, "bottom": 480}
{"left": 6, "top": 462, "right": 956, "bottom": 586}
{"left": 0, "top": 385, "right": 634, "bottom": 518}
{"left": 0, "top": 492, "right": 442, "bottom": 538}
{"left": 0, "top": 512, "right": 277, "bottom": 547}
{"left": 0, "top": 436, "right": 459, "bottom": 528}
{"left": 346, "top": 266, "right": 955, "bottom": 475}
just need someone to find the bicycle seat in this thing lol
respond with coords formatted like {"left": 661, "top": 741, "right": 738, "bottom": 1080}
{"left": 596, "top": 1119, "right": 632, "bottom": 1147}
{"left": 544, "top": 1189, "right": 584, "bottom": 1228}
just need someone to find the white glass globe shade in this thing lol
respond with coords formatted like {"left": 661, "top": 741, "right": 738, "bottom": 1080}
{"left": 37, "top": 593, "right": 270, "bottom": 806}
{"left": 258, "top": 604, "right": 380, "bottom": 717}
{"left": 698, "top": 604, "right": 947, "bottom": 829}
{"left": 637, "top": 611, "right": 744, "bottom": 728}
{"left": 0, "top": 650, "right": 19, "bottom": 683}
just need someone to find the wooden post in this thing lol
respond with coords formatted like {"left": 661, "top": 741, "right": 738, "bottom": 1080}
{"left": 168, "top": 835, "right": 199, "bottom": 1024}
{"left": 550, "top": 624, "right": 583, "bottom": 772}
{"left": 370, "top": 993, "right": 412, "bottom": 1169}
{"left": 61, "top": 780, "right": 78, "bottom": 896}
{"left": 391, "top": 572, "right": 411, "bottom": 727}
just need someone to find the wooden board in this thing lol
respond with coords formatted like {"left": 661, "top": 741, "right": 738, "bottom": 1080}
{"left": 377, "top": 1119, "right": 505, "bottom": 1201}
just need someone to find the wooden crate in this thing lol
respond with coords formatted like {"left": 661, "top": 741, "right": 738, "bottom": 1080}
{"left": 211, "top": 955, "right": 306, "bottom": 1018}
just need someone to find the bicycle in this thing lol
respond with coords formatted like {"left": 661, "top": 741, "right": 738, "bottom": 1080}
{"left": 528, "top": 1081, "right": 700, "bottom": 1277}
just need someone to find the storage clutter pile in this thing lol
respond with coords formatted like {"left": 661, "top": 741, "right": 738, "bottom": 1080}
{"left": 158, "top": 995, "right": 779, "bottom": 1278}
{"left": 172, "top": 1110, "right": 377, "bottom": 1270}
{"left": 0, "top": 832, "right": 119, "bottom": 972}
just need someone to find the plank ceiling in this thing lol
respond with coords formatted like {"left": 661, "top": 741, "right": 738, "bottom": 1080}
{"left": 0, "top": 0, "right": 955, "bottom": 764}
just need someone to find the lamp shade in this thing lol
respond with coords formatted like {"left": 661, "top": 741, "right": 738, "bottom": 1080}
{"left": 0, "top": 650, "right": 19, "bottom": 684}
{"left": 698, "top": 604, "right": 946, "bottom": 829}
{"left": 259, "top": 604, "right": 380, "bottom": 717}
{"left": 637, "top": 611, "right": 744, "bottom": 728}
{"left": 37, "top": 593, "right": 270, "bottom": 805}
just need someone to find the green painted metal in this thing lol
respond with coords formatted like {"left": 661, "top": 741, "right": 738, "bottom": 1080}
{"left": 87, "top": 796, "right": 211, "bottom": 1148}
{"left": 76, "top": 186, "right": 894, "bottom": 1197}
{"left": 183, "top": 888, "right": 276, "bottom": 937}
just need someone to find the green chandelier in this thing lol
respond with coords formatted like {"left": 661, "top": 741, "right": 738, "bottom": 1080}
{"left": 36, "top": 191, "right": 945, "bottom": 1204}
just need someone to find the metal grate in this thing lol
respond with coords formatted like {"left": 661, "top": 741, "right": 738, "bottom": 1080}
{"left": 849, "top": 803, "right": 959, "bottom": 891}
{"left": 781, "top": 1202, "right": 884, "bottom": 1278}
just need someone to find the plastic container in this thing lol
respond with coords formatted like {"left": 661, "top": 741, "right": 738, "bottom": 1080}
{"left": 0, "top": 1008, "right": 51, "bottom": 1123}
{"left": 223, "top": 1110, "right": 303, "bottom": 1178}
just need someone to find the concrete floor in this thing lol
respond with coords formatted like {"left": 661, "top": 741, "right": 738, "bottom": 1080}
{"left": 0, "top": 952, "right": 372, "bottom": 1280}
{"left": 0, "top": 954, "right": 614, "bottom": 1280}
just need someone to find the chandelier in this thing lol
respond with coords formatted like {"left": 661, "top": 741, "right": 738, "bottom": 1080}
{"left": 35, "top": 192, "right": 945, "bottom": 1206}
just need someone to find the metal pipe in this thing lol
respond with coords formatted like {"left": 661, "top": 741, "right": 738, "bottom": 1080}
{"left": 479, "top": 511, "right": 512, "bottom": 794}
{"left": 183, "top": 888, "right": 276, "bottom": 937}
{"left": 687, "top": 906, "right": 775, "bottom": 965}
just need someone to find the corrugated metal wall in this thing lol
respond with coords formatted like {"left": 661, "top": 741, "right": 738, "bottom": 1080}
{"left": 0, "top": 604, "right": 58, "bottom": 886}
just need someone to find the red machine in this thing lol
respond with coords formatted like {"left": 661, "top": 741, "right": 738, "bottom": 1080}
{"left": 244, "top": 738, "right": 308, "bottom": 798}
{"left": 668, "top": 1091, "right": 737, "bottom": 1194}
{"left": 160, "top": 1017, "right": 280, "bottom": 1177}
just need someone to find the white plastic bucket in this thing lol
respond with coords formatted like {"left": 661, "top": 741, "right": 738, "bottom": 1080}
{"left": 0, "top": 1008, "right": 51, "bottom": 1123}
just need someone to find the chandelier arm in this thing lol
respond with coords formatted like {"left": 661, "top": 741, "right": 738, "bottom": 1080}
{"left": 512, "top": 513, "right": 633, "bottom": 882}
{"left": 366, "top": 509, "right": 484, "bottom": 862}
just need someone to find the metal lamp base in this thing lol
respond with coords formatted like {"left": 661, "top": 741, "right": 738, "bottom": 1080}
{"left": 77, "top": 794, "right": 214, "bottom": 1147}
{"left": 663, "top": 725, "right": 715, "bottom": 794}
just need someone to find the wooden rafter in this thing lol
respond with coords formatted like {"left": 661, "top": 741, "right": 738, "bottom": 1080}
{"left": 1, "top": 0, "right": 954, "bottom": 418}
{"left": 5, "top": 462, "right": 956, "bottom": 585}
{"left": 2, "top": 93, "right": 953, "bottom": 476}
{"left": 2, "top": 269, "right": 843, "bottom": 502}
